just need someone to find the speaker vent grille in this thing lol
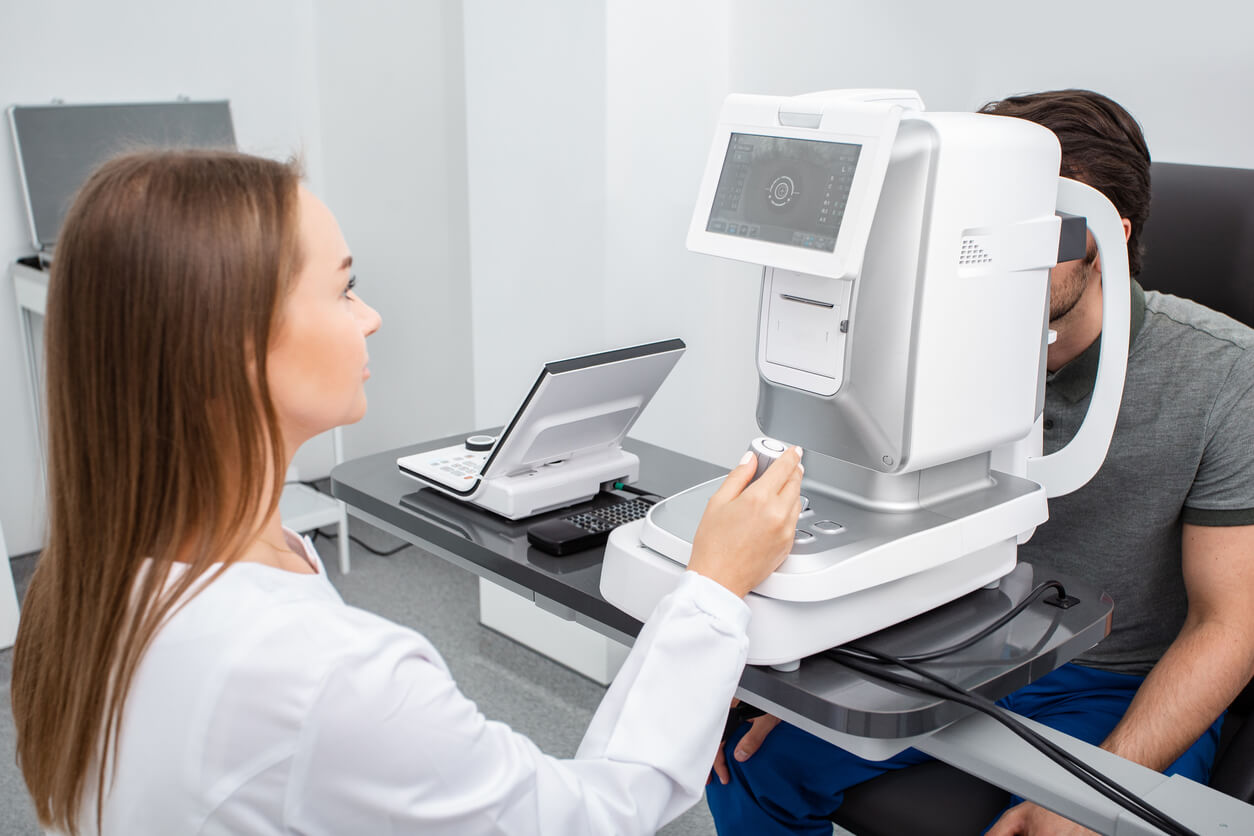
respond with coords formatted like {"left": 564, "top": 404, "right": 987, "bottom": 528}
{"left": 959, "top": 238, "right": 993, "bottom": 265}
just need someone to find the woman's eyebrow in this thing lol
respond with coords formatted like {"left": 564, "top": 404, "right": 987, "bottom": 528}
{"left": 340, "top": 255, "right": 353, "bottom": 271}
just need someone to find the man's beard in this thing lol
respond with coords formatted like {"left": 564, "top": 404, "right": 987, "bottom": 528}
{"left": 1049, "top": 243, "right": 1098, "bottom": 323}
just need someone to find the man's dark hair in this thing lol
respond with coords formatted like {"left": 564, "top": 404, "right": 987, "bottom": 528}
{"left": 979, "top": 89, "right": 1151, "bottom": 276}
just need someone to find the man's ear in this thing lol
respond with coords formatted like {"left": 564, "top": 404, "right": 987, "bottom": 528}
{"left": 1090, "top": 220, "right": 1132, "bottom": 277}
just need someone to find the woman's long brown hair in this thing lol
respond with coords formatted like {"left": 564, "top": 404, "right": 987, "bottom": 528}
{"left": 11, "top": 150, "right": 303, "bottom": 834}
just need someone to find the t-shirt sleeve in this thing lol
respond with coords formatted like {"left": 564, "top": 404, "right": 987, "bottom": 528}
{"left": 1183, "top": 350, "right": 1254, "bottom": 525}
{"left": 284, "top": 571, "right": 749, "bottom": 835}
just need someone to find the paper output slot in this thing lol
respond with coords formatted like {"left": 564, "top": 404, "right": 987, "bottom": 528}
{"left": 766, "top": 293, "right": 844, "bottom": 379}
{"left": 779, "top": 293, "right": 835, "bottom": 309}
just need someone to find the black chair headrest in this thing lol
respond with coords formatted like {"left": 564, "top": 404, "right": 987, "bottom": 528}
{"left": 1137, "top": 162, "right": 1254, "bottom": 328}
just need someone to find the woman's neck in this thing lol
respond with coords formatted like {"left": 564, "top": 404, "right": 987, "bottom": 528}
{"left": 236, "top": 512, "right": 318, "bottom": 574}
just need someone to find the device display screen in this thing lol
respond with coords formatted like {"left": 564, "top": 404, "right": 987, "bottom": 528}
{"left": 706, "top": 133, "right": 861, "bottom": 253}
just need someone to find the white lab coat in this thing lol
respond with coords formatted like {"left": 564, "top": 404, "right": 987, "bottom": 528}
{"left": 81, "top": 531, "right": 749, "bottom": 834}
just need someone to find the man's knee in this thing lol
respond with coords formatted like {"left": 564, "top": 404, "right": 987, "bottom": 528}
{"left": 707, "top": 722, "right": 839, "bottom": 833}
{"left": 707, "top": 721, "right": 934, "bottom": 833}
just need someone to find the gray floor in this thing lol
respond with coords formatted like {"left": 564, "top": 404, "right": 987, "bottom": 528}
{"left": 0, "top": 515, "right": 720, "bottom": 835}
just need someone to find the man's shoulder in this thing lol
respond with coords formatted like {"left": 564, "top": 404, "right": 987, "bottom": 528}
{"left": 1135, "top": 291, "right": 1254, "bottom": 434}
{"left": 1142, "top": 290, "right": 1254, "bottom": 353}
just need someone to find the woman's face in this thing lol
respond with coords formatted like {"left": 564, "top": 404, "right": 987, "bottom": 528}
{"left": 267, "top": 187, "right": 381, "bottom": 453}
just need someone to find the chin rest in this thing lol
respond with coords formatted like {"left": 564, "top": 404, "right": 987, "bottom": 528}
{"left": 830, "top": 161, "right": 1254, "bottom": 834}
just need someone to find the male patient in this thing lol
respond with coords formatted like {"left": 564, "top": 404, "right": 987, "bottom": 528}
{"left": 705, "top": 89, "right": 1254, "bottom": 835}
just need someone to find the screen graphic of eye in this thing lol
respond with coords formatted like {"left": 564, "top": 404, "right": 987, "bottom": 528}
{"left": 766, "top": 174, "right": 799, "bottom": 208}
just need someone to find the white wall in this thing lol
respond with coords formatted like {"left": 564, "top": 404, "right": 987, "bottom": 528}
{"left": 601, "top": 2, "right": 764, "bottom": 468}
{"left": 724, "top": 0, "right": 1254, "bottom": 169}
{"left": 313, "top": 0, "right": 474, "bottom": 461}
{"left": 462, "top": 0, "right": 609, "bottom": 427}
{"left": 0, "top": 0, "right": 474, "bottom": 554}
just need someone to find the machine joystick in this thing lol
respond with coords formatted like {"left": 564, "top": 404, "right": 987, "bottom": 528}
{"left": 747, "top": 436, "right": 796, "bottom": 483}
{"left": 465, "top": 434, "right": 495, "bottom": 452}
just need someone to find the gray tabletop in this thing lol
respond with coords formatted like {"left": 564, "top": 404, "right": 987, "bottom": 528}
{"left": 331, "top": 434, "right": 1112, "bottom": 739}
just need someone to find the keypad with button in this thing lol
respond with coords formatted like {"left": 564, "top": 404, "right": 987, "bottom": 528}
{"left": 563, "top": 498, "right": 654, "bottom": 534}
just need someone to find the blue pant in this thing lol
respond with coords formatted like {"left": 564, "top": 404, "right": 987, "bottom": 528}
{"left": 706, "top": 663, "right": 1224, "bottom": 835}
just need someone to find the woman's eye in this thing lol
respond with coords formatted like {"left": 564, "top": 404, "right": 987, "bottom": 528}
{"left": 343, "top": 275, "right": 357, "bottom": 297}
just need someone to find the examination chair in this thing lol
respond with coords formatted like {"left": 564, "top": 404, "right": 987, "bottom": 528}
{"left": 829, "top": 161, "right": 1254, "bottom": 835}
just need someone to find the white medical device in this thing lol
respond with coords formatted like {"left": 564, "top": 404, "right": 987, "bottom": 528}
{"left": 600, "top": 90, "right": 1130, "bottom": 668}
{"left": 398, "top": 339, "right": 685, "bottom": 519}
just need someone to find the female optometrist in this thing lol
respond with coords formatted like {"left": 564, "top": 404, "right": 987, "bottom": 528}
{"left": 11, "top": 151, "right": 804, "bottom": 836}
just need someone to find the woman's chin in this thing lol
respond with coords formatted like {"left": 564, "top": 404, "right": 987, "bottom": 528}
{"left": 345, "top": 396, "right": 369, "bottom": 426}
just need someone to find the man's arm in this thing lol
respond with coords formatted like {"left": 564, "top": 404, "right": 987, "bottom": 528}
{"left": 990, "top": 522, "right": 1254, "bottom": 835}
{"left": 1100, "top": 522, "right": 1254, "bottom": 768}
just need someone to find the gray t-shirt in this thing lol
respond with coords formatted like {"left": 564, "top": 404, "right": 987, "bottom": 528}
{"left": 1020, "top": 282, "right": 1254, "bottom": 675}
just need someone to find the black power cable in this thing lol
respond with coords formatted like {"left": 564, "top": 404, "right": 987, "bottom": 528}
{"left": 311, "top": 527, "right": 411, "bottom": 557}
{"left": 825, "top": 646, "right": 1200, "bottom": 836}
{"left": 841, "top": 580, "right": 1072, "bottom": 665}
{"left": 286, "top": 480, "right": 412, "bottom": 557}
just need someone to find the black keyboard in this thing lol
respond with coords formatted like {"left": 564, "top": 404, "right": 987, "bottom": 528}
{"left": 527, "top": 498, "right": 654, "bottom": 556}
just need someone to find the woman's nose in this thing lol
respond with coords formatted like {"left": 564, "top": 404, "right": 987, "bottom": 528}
{"left": 359, "top": 300, "right": 382, "bottom": 336}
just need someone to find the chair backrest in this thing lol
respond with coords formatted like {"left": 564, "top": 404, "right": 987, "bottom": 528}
{"left": 1141, "top": 162, "right": 1254, "bottom": 798}
{"left": 1137, "top": 162, "right": 1254, "bottom": 327}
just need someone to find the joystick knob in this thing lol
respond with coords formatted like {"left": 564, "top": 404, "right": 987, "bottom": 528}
{"left": 747, "top": 436, "right": 794, "bottom": 483}
{"left": 465, "top": 434, "right": 495, "bottom": 452}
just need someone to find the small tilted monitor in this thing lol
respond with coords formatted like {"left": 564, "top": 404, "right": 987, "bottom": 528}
{"left": 398, "top": 339, "right": 686, "bottom": 498}
{"left": 704, "top": 133, "right": 862, "bottom": 254}
{"left": 686, "top": 93, "right": 908, "bottom": 281}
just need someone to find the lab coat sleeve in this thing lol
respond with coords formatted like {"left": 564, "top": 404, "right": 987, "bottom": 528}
{"left": 285, "top": 570, "right": 749, "bottom": 835}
